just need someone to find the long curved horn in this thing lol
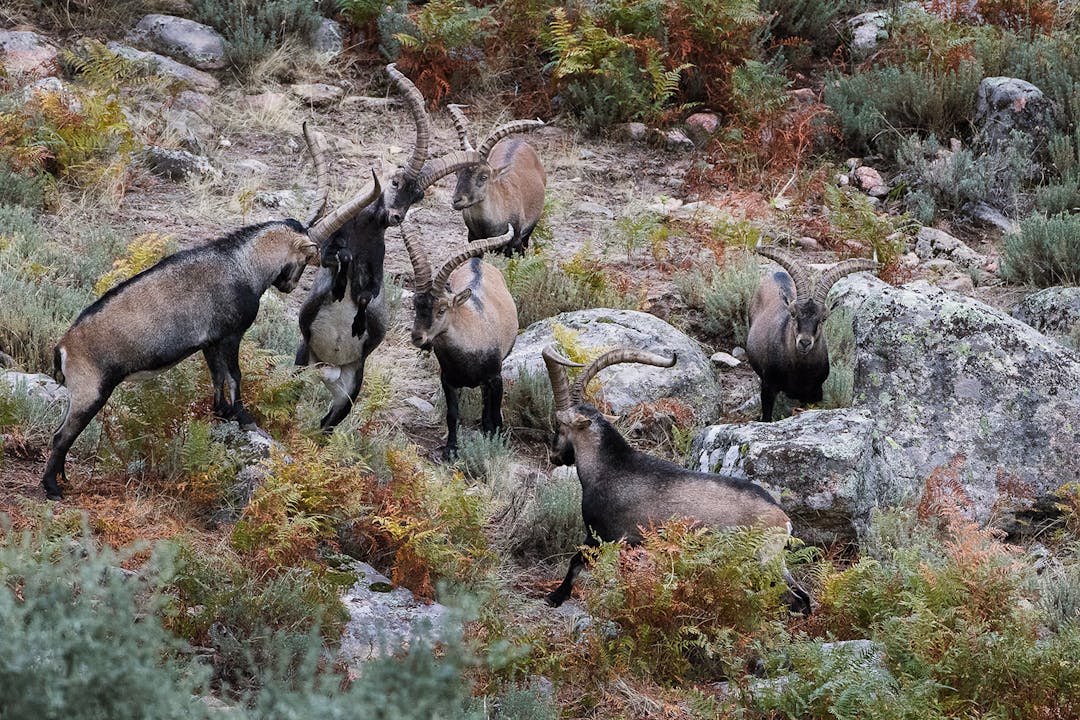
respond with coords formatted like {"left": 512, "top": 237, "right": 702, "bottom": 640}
{"left": 386, "top": 63, "right": 431, "bottom": 180}
{"left": 477, "top": 119, "right": 546, "bottom": 158}
{"left": 415, "top": 150, "right": 485, "bottom": 191}
{"left": 571, "top": 348, "right": 677, "bottom": 405}
{"left": 812, "top": 255, "right": 878, "bottom": 305}
{"left": 432, "top": 226, "right": 514, "bottom": 290}
{"left": 400, "top": 226, "right": 433, "bottom": 293}
{"left": 756, "top": 241, "right": 812, "bottom": 302}
{"left": 303, "top": 122, "right": 329, "bottom": 226}
{"left": 307, "top": 169, "right": 382, "bottom": 246}
{"left": 542, "top": 345, "right": 582, "bottom": 412}
{"left": 447, "top": 104, "right": 474, "bottom": 152}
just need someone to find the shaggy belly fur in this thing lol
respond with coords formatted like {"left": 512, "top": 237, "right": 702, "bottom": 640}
{"left": 309, "top": 296, "right": 365, "bottom": 367}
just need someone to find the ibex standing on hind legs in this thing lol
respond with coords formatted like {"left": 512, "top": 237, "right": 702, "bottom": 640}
{"left": 402, "top": 225, "right": 518, "bottom": 459}
{"left": 40, "top": 127, "right": 387, "bottom": 500}
{"left": 542, "top": 346, "right": 812, "bottom": 613}
{"left": 445, "top": 104, "right": 546, "bottom": 256}
{"left": 747, "top": 243, "right": 877, "bottom": 422}
{"left": 296, "top": 64, "right": 488, "bottom": 432}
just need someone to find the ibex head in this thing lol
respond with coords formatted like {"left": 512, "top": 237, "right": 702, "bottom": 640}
{"left": 445, "top": 105, "right": 544, "bottom": 211}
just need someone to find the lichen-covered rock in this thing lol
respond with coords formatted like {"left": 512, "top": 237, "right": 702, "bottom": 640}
{"left": 106, "top": 42, "right": 219, "bottom": 91}
{"left": 141, "top": 145, "right": 220, "bottom": 181}
{"left": 503, "top": 309, "right": 721, "bottom": 420}
{"left": 288, "top": 82, "right": 343, "bottom": 107}
{"left": 1013, "top": 287, "right": 1080, "bottom": 339}
{"left": 313, "top": 18, "right": 345, "bottom": 57}
{"left": 974, "top": 77, "right": 1052, "bottom": 149}
{"left": 914, "top": 227, "right": 984, "bottom": 270}
{"left": 0, "top": 30, "right": 59, "bottom": 81}
{"left": 847, "top": 11, "right": 889, "bottom": 56}
{"left": 1, "top": 372, "right": 68, "bottom": 406}
{"left": 692, "top": 274, "right": 1080, "bottom": 542}
{"left": 130, "top": 14, "right": 225, "bottom": 70}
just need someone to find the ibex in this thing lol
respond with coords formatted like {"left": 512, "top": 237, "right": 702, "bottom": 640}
{"left": 542, "top": 346, "right": 812, "bottom": 613}
{"left": 39, "top": 140, "right": 383, "bottom": 500}
{"left": 402, "top": 226, "right": 518, "bottom": 459}
{"left": 445, "top": 104, "right": 545, "bottom": 256}
{"left": 747, "top": 243, "right": 877, "bottom": 422}
{"left": 296, "top": 65, "right": 487, "bottom": 432}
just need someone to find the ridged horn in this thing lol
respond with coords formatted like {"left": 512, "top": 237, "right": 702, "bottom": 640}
{"left": 447, "top": 104, "right": 475, "bottom": 152}
{"left": 415, "top": 150, "right": 485, "bottom": 191}
{"left": 812, "top": 255, "right": 878, "bottom": 305}
{"left": 756, "top": 241, "right": 812, "bottom": 302}
{"left": 386, "top": 63, "right": 431, "bottom": 179}
{"left": 307, "top": 169, "right": 382, "bottom": 246}
{"left": 477, "top": 119, "right": 546, "bottom": 158}
{"left": 542, "top": 346, "right": 582, "bottom": 412}
{"left": 432, "top": 225, "right": 514, "bottom": 290}
{"left": 571, "top": 348, "right": 677, "bottom": 405}
{"left": 302, "top": 122, "right": 329, "bottom": 226}
{"left": 400, "top": 226, "right": 433, "bottom": 293}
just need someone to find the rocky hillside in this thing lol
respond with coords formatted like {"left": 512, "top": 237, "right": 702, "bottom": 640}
{"left": 1, "top": 1, "right": 1079, "bottom": 718}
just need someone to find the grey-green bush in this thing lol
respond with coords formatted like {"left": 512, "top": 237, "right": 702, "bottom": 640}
{"left": 192, "top": 0, "right": 322, "bottom": 71}
{"left": 1000, "top": 212, "right": 1080, "bottom": 287}
{"left": 674, "top": 251, "right": 760, "bottom": 345}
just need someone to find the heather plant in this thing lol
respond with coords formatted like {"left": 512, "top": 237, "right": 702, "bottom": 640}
{"left": 821, "top": 184, "right": 914, "bottom": 269}
{"left": 761, "top": 0, "right": 846, "bottom": 62}
{"left": 999, "top": 211, "right": 1080, "bottom": 286}
{"left": 584, "top": 521, "right": 798, "bottom": 683}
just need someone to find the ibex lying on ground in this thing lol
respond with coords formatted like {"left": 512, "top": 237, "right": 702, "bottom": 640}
{"left": 445, "top": 104, "right": 545, "bottom": 256}
{"left": 542, "top": 346, "right": 812, "bottom": 613}
{"left": 402, "top": 226, "right": 518, "bottom": 459}
{"left": 747, "top": 243, "right": 877, "bottom": 422}
{"left": 296, "top": 64, "right": 487, "bottom": 432}
{"left": 40, "top": 143, "right": 382, "bottom": 499}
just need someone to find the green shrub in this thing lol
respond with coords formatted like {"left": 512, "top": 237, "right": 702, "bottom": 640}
{"left": 761, "top": 0, "right": 845, "bottom": 60}
{"left": 455, "top": 429, "right": 513, "bottom": 486}
{"left": 192, "top": 0, "right": 322, "bottom": 72}
{"left": 822, "top": 184, "right": 914, "bottom": 268}
{"left": 585, "top": 521, "right": 795, "bottom": 683}
{"left": 0, "top": 159, "right": 45, "bottom": 209}
{"left": 0, "top": 525, "right": 212, "bottom": 720}
{"left": 503, "top": 366, "right": 556, "bottom": 435}
{"left": 497, "top": 469, "right": 584, "bottom": 561}
{"left": 821, "top": 307, "right": 855, "bottom": 409}
{"left": 674, "top": 250, "right": 760, "bottom": 345}
{"left": 1000, "top": 212, "right": 1080, "bottom": 286}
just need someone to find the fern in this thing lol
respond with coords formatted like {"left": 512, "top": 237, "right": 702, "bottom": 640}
{"left": 93, "top": 232, "right": 174, "bottom": 296}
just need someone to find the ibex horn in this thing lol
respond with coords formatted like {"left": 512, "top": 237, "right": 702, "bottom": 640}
{"left": 415, "top": 150, "right": 485, "bottom": 191}
{"left": 477, "top": 119, "right": 546, "bottom": 158}
{"left": 571, "top": 348, "right": 677, "bottom": 405}
{"left": 432, "top": 225, "right": 514, "bottom": 290}
{"left": 756, "top": 241, "right": 812, "bottom": 302}
{"left": 542, "top": 345, "right": 582, "bottom": 412}
{"left": 447, "top": 104, "right": 474, "bottom": 152}
{"left": 386, "top": 63, "right": 431, "bottom": 180}
{"left": 302, "top": 122, "right": 329, "bottom": 226}
{"left": 307, "top": 169, "right": 382, "bottom": 246}
{"left": 812, "top": 255, "right": 878, "bottom": 306}
{"left": 400, "top": 226, "right": 433, "bottom": 293}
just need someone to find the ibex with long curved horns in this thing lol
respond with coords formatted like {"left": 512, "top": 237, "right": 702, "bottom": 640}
{"left": 747, "top": 243, "right": 877, "bottom": 422}
{"left": 296, "top": 65, "right": 489, "bottom": 432}
{"left": 39, "top": 125, "right": 389, "bottom": 500}
{"left": 445, "top": 104, "right": 546, "bottom": 256}
{"left": 542, "top": 346, "right": 811, "bottom": 613}
{"left": 402, "top": 226, "right": 518, "bottom": 459}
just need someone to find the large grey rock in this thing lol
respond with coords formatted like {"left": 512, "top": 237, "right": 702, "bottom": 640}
{"left": 503, "top": 309, "right": 722, "bottom": 420}
{"left": 692, "top": 275, "right": 1080, "bottom": 543}
{"left": 338, "top": 561, "right": 451, "bottom": 673}
{"left": 1013, "top": 287, "right": 1080, "bottom": 339}
{"left": 0, "top": 30, "right": 59, "bottom": 81}
{"left": 313, "top": 18, "right": 345, "bottom": 57}
{"left": 106, "top": 42, "right": 219, "bottom": 91}
{"left": 160, "top": 106, "right": 214, "bottom": 153}
{"left": 130, "top": 14, "right": 225, "bottom": 70}
{"left": 141, "top": 145, "right": 220, "bottom": 181}
{"left": 847, "top": 11, "right": 889, "bottom": 57}
{"left": 974, "top": 77, "right": 1052, "bottom": 149}
{"left": 913, "top": 227, "right": 984, "bottom": 270}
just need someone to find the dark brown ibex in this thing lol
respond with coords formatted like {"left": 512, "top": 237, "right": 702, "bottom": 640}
{"left": 402, "top": 226, "right": 518, "bottom": 459}
{"left": 747, "top": 243, "right": 877, "bottom": 422}
{"left": 40, "top": 132, "right": 388, "bottom": 500}
{"left": 445, "top": 104, "right": 546, "bottom": 256}
{"left": 542, "top": 346, "right": 811, "bottom": 612}
{"left": 296, "top": 65, "right": 488, "bottom": 432}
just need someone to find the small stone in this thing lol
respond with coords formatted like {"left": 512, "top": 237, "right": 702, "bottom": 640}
{"left": 966, "top": 202, "right": 1019, "bottom": 234}
{"left": 579, "top": 149, "right": 597, "bottom": 160}
{"left": 235, "top": 158, "right": 269, "bottom": 176}
{"left": 663, "top": 128, "right": 694, "bottom": 151}
{"left": 787, "top": 88, "right": 817, "bottom": 104}
{"left": 578, "top": 201, "right": 614, "bottom": 218}
{"left": 731, "top": 346, "right": 747, "bottom": 361}
{"left": 847, "top": 10, "right": 890, "bottom": 57}
{"left": 711, "top": 351, "right": 741, "bottom": 368}
{"left": 288, "top": 82, "right": 344, "bottom": 107}
{"left": 835, "top": 173, "right": 850, "bottom": 187}
{"left": 404, "top": 396, "right": 435, "bottom": 414}
{"left": 615, "top": 122, "right": 648, "bottom": 142}
{"left": 684, "top": 112, "right": 720, "bottom": 144}
{"left": 161, "top": 106, "right": 214, "bottom": 153}
{"left": 141, "top": 145, "right": 220, "bottom": 182}
{"left": 852, "top": 165, "right": 886, "bottom": 192}
{"left": 172, "top": 90, "right": 213, "bottom": 119}
{"left": 130, "top": 14, "right": 225, "bottom": 70}
{"left": 798, "top": 237, "right": 821, "bottom": 251}
{"left": 938, "top": 272, "right": 974, "bottom": 294}
{"left": 0, "top": 30, "right": 59, "bottom": 81}
{"left": 920, "top": 257, "right": 956, "bottom": 273}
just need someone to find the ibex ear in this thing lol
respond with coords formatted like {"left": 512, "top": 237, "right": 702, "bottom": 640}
{"left": 556, "top": 409, "right": 591, "bottom": 429}
{"left": 490, "top": 162, "right": 511, "bottom": 180}
{"left": 451, "top": 288, "right": 472, "bottom": 307}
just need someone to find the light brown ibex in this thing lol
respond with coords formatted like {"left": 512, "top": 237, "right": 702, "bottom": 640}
{"left": 445, "top": 104, "right": 546, "bottom": 256}
{"left": 402, "top": 225, "right": 518, "bottom": 459}
{"left": 747, "top": 243, "right": 877, "bottom": 421}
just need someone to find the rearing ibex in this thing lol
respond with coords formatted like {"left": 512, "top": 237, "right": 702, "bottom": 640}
{"left": 542, "top": 346, "right": 811, "bottom": 613}
{"left": 747, "top": 243, "right": 877, "bottom": 422}
{"left": 296, "top": 65, "right": 488, "bottom": 432}
{"left": 402, "top": 226, "right": 518, "bottom": 459}
{"left": 445, "top": 104, "right": 546, "bottom": 256}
